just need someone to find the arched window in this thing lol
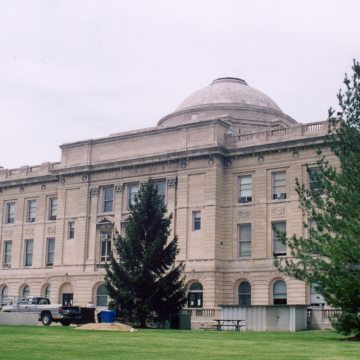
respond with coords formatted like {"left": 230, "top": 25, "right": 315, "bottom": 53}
{"left": 44, "top": 286, "right": 51, "bottom": 300}
{"left": 238, "top": 281, "right": 251, "bottom": 306}
{"left": 187, "top": 282, "right": 203, "bottom": 308}
{"left": 22, "top": 286, "right": 30, "bottom": 298}
{"left": 273, "top": 280, "right": 287, "bottom": 305}
{"left": 1, "top": 286, "right": 8, "bottom": 305}
{"left": 96, "top": 284, "right": 108, "bottom": 307}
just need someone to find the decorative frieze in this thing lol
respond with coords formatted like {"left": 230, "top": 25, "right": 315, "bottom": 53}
{"left": 115, "top": 184, "right": 124, "bottom": 193}
{"left": 25, "top": 228, "right": 35, "bottom": 236}
{"left": 167, "top": 177, "right": 178, "bottom": 189}
{"left": 238, "top": 210, "right": 251, "bottom": 220}
{"left": 180, "top": 158, "right": 187, "bottom": 169}
{"left": 271, "top": 206, "right": 286, "bottom": 218}
{"left": 47, "top": 227, "right": 56, "bottom": 235}
{"left": 90, "top": 187, "right": 99, "bottom": 197}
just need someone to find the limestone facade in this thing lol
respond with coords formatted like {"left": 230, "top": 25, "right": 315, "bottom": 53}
{"left": 0, "top": 78, "right": 333, "bottom": 310}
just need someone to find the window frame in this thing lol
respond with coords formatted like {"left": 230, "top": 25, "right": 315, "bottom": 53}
{"left": 102, "top": 186, "right": 114, "bottom": 213}
{"left": 46, "top": 238, "right": 55, "bottom": 266}
{"left": 24, "top": 239, "right": 33, "bottom": 267}
{"left": 67, "top": 221, "right": 75, "bottom": 240}
{"left": 238, "top": 175, "right": 252, "bottom": 203}
{"left": 238, "top": 223, "right": 252, "bottom": 258}
{"left": 100, "top": 232, "right": 112, "bottom": 263}
{"left": 48, "top": 197, "right": 57, "bottom": 220}
{"left": 238, "top": 281, "right": 251, "bottom": 306}
{"left": 5, "top": 202, "right": 15, "bottom": 224}
{"left": 96, "top": 284, "right": 109, "bottom": 307}
{"left": 3, "top": 240, "right": 12, "bottom": 268}
{"left": 272, "top": 221, "right": 287, "bottom": 256}
{"left": 272, "top": 171, "right": 287, "bottom": 200}
{"left": 127, "top": 183, "right": 139, "bottom": 211}
{"left": 308, "top": 167, "right": 322, "bottom": 194}
{"left": 192, "top": 211, "right": 201, "bottom": 231}
{"left": 273, "top": 280, "right": 287, "bottom": 305}
{"left": 154, "top": 179, "right": 166, "bottom": 203}
{"left": 26, "top": 199, "right": 37, "bottom": 222}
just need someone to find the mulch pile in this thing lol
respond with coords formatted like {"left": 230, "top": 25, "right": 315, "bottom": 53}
{"left": 76, "top": 322, "right": 136, "bottom": 332}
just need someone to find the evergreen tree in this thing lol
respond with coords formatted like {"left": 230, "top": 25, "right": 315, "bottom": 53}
{"left": 104, "top": 180, "right": 186, "bottom": 327}
{"left": 275, "top": 60, "right": 360, "bottom": 338}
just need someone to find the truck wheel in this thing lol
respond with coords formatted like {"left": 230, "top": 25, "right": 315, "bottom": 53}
{"left": 41, "top": 313, "right": 52, "bottom": 326}
{"left": 60, "top": 319, "right": 71, "bottom": 326}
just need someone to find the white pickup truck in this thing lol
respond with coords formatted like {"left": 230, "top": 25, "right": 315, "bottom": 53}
{"left": 1, "top": 296, "right": 82, "bottom": 326}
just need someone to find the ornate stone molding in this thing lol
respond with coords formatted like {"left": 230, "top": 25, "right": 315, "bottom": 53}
{"left": 90, "top": 187, "right": 99, "bottom": 197}
{"left": 271, "top": 206, "right": 286, "bottom": 218}
{"left": 47, "top": 227, "right": 56, "bottom": 235}
{"left": 238, "top": 210, "right": 251, "bottom": 220}
{"left": 25, "top": 228, "right": 35, "bottom": 236}
{"left": 115, "top": 184, "right": 124, "bottom": 193}
{"left": 167, "top": 177, "right": 178, "bottom": 189}
{"left": 180, "top": 158, "right": 187, "bottom": 169}
{"left": 4, "top": 229, "right": 13, "bottom": 237}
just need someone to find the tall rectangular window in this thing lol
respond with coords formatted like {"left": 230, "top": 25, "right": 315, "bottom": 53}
{"left": 49, "top": 197, "right": 57, "bottom": 220}
{"left": 5, "top": 202, "right": 15, "bottom": 224}
{"left": 3, "top": 241, "right": 12, "bottom": 267}
{"left": 239, "top": 224, "right": 251, "bottom": 257}
{"left": 192, "top": 211, "right": 201, "bottom": 231}
{"left": 308, "top": 168, "right": 322, "bottom": 194}
{"left": 46, "top": 238, "right": 55, "bottom": 266}
{"left": 273, "top": 221, "right": 286, "bottom": 256}
{"left": 155, "top": 180, "right": 166, "bottom": 203}
{"left": 127, "top": 184, "right": 139, "bottom": 210}
{"left": 26, "top": 199, "right": 37, "bottom": 222}
{"left": 24, "top": 239, "right": 33, "bottom": 267}
{"left": 102, "top": 187, "right": 114, "bottom": 213}
{"left": 68, "top": 221, "right": 75, "bottom": 239}
{"left": 272, "top": 171, "right": 287, "bottom": 200}
{"left": 100, "top": 233, "right": 111, "bottom": 262}
{"left": 238, "top": 176, "right": 252, "bottom": 203}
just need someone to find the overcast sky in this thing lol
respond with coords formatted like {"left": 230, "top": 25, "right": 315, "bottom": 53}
{"left": 0, "top": 0, "right": 359, "bottom": 169}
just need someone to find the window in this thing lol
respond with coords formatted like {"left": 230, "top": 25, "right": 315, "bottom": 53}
{"left": 96, "top": 284, "right": 109, "bottom": 306}
{"left": 187, "top": 282, "right": 203, "bottom": 308}
{"left": 26, "top": 199, "right": 37, "bottom": 222}
{"left": 5, "top": 202, "right": 15, "bottom": 224}
{"left": 22, "top": 286, "right": 30, "bottom": 298}
{"left": 24, "top": 239, "right": 33, "bottom": 267}
{"left": 100, "top": 233, "right": 111, "bottom": 262}
{"left": 192, "top": 211, "right": 201, "bottom": 231}
{"left": 238, "top": 224, "right": 251, "bottom": 257}
{"left": 49, "top": 198, "right": 57, "bottom": 220}
{"left": 68, "top": 221, "right": 75, "bottom": 239}
{"left": 308, "top": 168, "right": 322, "bottom": 194}
{"left": 238, "top": 281, "right": 251, "bottom": 305}
{"left": 102, "top": 187, "right": 114, "bottom": 213}
{"left": 310, "top": 283, "right": 325, "bottom": 306}
{"left": 3, "top": 241, "right": 12, "bottom": 268}
{"left": 272, "top": 171, "right": 287, "bottom": 200}
{"left": 1, "top": 286, "right": 8, "bottom": 305}
{"left": 127, "top": 184, "right": 139, "bottom": 210}
{"left": 238, "top": 176, "right": 252, "bottom": 203}
{"left": 44, "top": 285, "right": 51, "bottom": 300}
{"left": 155, "top": 180, "right": 166, "bottom": 203}
{"left": 273, "top": 280, "right": 287, "bottom": 304}
{"left": 46, "top": 238, "right": 55, "bottom": 266}
{"left": 273, "top": 221, "right": 286, "bottom": 256}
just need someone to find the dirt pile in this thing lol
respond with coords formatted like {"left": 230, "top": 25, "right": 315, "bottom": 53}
{"left": 76, "top": 322, "right": 136, "bottom": 332}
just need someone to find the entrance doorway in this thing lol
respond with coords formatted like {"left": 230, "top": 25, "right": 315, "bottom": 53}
{"left": 62, "top": 293, "right": 73, "bottom": 306}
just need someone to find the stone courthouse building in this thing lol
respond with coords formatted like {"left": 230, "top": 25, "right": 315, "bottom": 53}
{"left": 0, "top": 77, "right": 330, "bottom": 312}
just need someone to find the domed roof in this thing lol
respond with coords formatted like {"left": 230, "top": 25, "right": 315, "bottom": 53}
{"left": 157, "top": 77, "right": 296, "bottom": 128}
{"left": 176, "top": 77, "right": 282, "bottom": 113}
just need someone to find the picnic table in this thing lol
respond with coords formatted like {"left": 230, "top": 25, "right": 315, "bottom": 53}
{"left": 213, "top": 319, "right": 245, "bottom": 331}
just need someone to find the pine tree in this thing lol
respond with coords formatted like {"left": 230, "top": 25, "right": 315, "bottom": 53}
{"left": 104, "top": 180, "right": 186, "bottom": 327}
{"left": 275, "top": 60, "right": 360, "bottom": 338}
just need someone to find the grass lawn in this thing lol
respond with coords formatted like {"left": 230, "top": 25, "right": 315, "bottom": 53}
{"left": 0, "top": 326, "right": 358, "bottom": 360}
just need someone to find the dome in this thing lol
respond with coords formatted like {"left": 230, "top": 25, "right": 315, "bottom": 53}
{"left": 157, "top": 77, "right": 297, "bottom": 129}
{"left": 176, "top": 77, "right": 282, "bottom": 113}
